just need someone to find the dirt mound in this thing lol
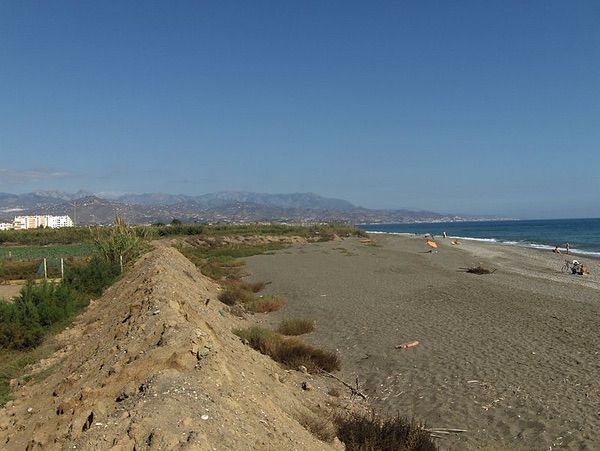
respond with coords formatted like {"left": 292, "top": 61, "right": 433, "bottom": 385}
{"left": 0, "top": 245, "right": 345, "bottom": 450}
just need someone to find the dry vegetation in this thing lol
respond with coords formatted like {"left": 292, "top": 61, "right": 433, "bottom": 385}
{"left": 278, "top": 318, "right": 316, "bottom": 336}
{"left": 233, "top": 326, "right": 340, "bottom": 373}
{"left": 246, "top": 295, "right": 287, "bottom": 313}
{"left": 298, "top": 409, "right": 337, "bottom": 443}
{"left": 218, "top": 286, "right": 286, "bottom": 313}
{"left": 335, "top": 412, "right": 438, "bottom": 451}
{"left": 464, "top": 263, "right": 496, "bottom": 275}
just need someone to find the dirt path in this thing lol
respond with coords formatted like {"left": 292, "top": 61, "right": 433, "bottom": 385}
{"left": 0, "top": 284, "right": 22, "bottom": 300}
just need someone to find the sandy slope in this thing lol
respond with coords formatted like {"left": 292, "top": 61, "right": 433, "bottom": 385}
{"left": 0, "top": 245, "right": 346, "bottom": 450}
{"left": 245, "top": 235, "right": 600, "bottom": 450}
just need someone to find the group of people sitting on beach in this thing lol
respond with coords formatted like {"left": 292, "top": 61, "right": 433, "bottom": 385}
{"left": 570, "top": 260, "right": 590, "bottom": 275}
{"left": 553, "top": 243, "right": 590, "bottom": 275}
{"left": 553, "top": 242, "right": 571, "bottom": 254}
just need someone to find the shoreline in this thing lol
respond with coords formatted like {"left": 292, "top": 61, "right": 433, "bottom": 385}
{"left": 245, "top": 234, "right": 600, "bottom": 449}
{"left": 363, "top": 229, "right": 600, "bottom": 260}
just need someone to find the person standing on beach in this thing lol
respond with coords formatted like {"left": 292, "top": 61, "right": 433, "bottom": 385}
{"left": 565, "top": 242, "right": 570, "bottom": 254}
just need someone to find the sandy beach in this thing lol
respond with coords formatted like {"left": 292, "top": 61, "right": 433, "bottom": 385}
{"left": 245, "top": 234, "right": 600, "bottom": 450}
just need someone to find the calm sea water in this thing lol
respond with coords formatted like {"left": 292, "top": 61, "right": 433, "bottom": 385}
{"left": 359, "top": 219, "right": 600, "bottom": 258}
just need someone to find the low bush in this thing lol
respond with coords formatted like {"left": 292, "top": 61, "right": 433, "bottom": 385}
{"left": 277, "top": 318, "right": 315, "bottom": 336}
{"left": 275, "top": 336, "right": 340, "bottom": 372}
{"left": 0, "top": 281, "right": 77, "bottom": 350}
{"left": 234, "top": 326, "right": 340, "bottom": 373}
{"left": 94, "top": 226, "right": 146, "bottom": 266}
{"left": 233, "top": 326, "right": 281, "bottom": 355}
{"left": 298, "top": 410, "right": 337, "bottom": 443}
{"left": 0, "top": 259, "right": 40, "bottom": 281}
{"left": 246, "top": 295, "right": 287, "bottom": 313}
{"left": 0, "top": 255, "right": 121, "bottom": 351}
{"left": 62, "top": 255, "right": 121, "bottom": 297}
{"left": 218, "top": 286, "right": 257, "bottom": 306}
{"left": 233, "top": 280, "right": 268, "bottom": 293}
{"left": 335, "top": 413, "right": 437, "bottom": 451}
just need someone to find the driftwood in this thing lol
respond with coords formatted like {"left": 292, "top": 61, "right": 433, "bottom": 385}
{"left": 425, "top": 427, "right": 467, "bottom": 439}
{"left": 320, "top": 370, "right": 368, "bottom": 400}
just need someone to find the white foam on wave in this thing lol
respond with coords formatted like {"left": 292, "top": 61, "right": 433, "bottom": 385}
{"left": 449, "top": 236, "right": 498, "bottom": 243}
{"left": 363, "top": 230, "right": 600, "bottom": 259}
{"left": 363, "top": 230, "right": 412, "bottom": 236}
{"left": 452, "top": 236, "right": 600, "bottom": 259}
{"left": 568, "top": 248, "right": 600, "bottom": 258}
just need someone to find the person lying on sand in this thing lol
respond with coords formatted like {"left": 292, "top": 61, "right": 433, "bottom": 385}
{"left": 553, "top": 245, "right": 561, "bottom": 254}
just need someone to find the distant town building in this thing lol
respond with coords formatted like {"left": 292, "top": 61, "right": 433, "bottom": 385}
{"left": 12, "top": 215, "right": 74, "bottom": 230}
{"left": 0, "top": 222, "right": 14, "bottom": 231}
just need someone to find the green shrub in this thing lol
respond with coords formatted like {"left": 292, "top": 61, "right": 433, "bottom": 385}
{"left": 0, "top": 255, "right": 121, "bottom": 351}
{"left": 62, "top": 255, "right": 121, "bottom": 297}
{"left": 0, "top": 281, "right": 78, "bottom": 350}
{"left": 93, "top": 226, "right": 146, "bottom": 266}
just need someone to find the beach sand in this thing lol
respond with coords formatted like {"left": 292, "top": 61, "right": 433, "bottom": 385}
{"left": 244, "top": 234, "right": 600, "bottom": 450}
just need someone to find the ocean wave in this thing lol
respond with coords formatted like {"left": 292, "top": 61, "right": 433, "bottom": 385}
{"left": 452, "top": 237, "right": 600, "bottom": 259}
{"left": 566, "top": 248, "right": 600, "bottom": 258}
{"left": 450, "top": 236, "right": 498, "bottom": 243}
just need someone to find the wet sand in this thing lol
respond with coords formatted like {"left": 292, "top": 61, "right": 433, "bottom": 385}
{"left": 244, "top": 234, "right": 600, "bottom": 450}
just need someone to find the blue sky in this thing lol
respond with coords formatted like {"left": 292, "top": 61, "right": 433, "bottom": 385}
{"left": 1, "top": 1, "right": 598, "bottom": 219}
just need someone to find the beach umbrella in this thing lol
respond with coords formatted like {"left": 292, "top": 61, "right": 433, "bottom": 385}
{"left": 426, "top": 239, "right": 438, "bottom": 249}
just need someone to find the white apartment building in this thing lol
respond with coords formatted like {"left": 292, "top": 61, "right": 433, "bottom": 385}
{"left": 0, "top": 222, "right": 14, "bottom": 231}
{"left": 13, "top": 215, "right": 74, "bottom": 230}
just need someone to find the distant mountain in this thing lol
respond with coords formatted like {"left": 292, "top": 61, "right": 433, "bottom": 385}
{"left": 31, "top": 190, "right": 93, "bottom": 201}
{"left": 0, "top": 190, "right": 494, "bottom": 225}
{"left": 103, "top": 191, "right": 356, "bottom": 211}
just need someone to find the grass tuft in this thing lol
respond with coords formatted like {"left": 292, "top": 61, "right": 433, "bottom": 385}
{"left": 246, "top": 295, "right": 287, "bottom": 313}
{"left": 335, "top": 413, "right": 437, "bottom": 451}
{"left": 234, "top": 280, "right": 268, "bottom": 293}
{"left": 218, "top": 286, "right": 257, "bottom": 306}
{"left": 277, "top": 318, "right": 315, "bottom": 336}
{"left": 234, "top": 326, "right": 340, "bottom": 373}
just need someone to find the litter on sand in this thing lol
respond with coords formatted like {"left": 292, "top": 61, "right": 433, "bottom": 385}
{"left": 396, "top": 340, "right": 420, "bottom": 349}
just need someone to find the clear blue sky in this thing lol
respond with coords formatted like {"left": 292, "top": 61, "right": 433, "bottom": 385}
{"left": 1, "top": 1, "right": 598, "bottom": 219}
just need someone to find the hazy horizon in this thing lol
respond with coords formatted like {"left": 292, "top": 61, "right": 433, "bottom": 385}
{"left": 1, "top": 2, "right": 598, "bottom": 220}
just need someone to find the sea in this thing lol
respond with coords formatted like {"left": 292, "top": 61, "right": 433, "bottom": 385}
{"left": 359, "top": 218, "right": 600, "bottom": 259}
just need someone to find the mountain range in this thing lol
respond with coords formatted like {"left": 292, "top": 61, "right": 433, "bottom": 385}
{"left": 0, "top": 191, "right": 496, "bottom": 225}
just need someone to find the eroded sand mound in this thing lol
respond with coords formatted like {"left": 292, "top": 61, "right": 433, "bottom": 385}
{"left": 0, "top": 245, "right": 343, "bottom": 450}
